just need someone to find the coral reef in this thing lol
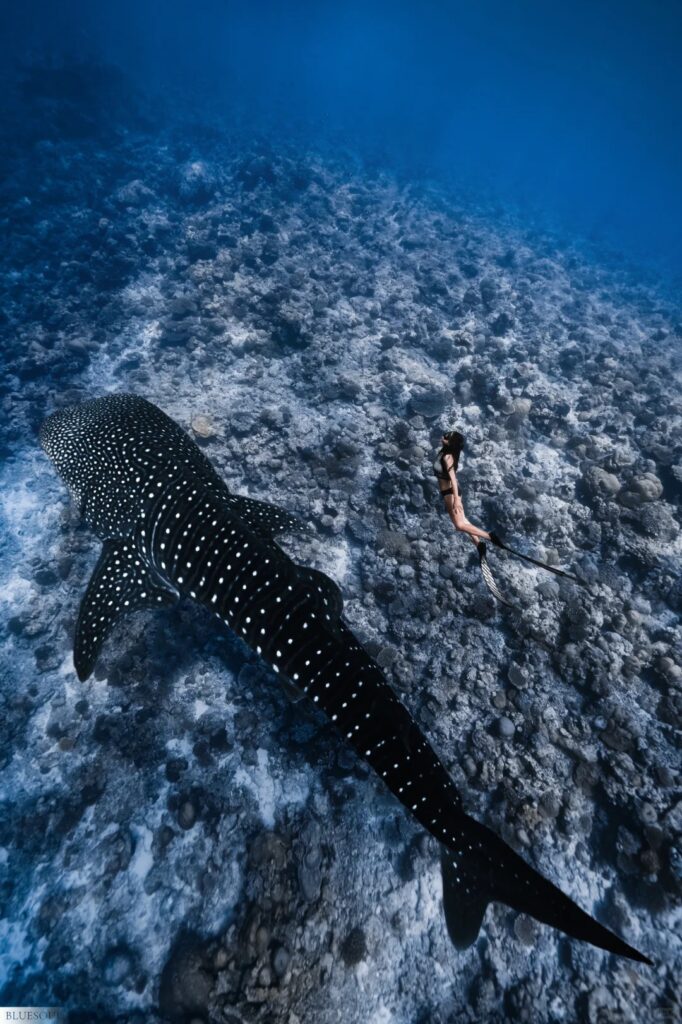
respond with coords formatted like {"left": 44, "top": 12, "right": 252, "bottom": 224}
{"left": 1, "top": 67, "right": 680, "bottom": 1023}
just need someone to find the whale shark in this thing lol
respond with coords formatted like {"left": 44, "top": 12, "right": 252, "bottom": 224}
{"left": 40, "top": 393, "right": 651, "bottom": 965}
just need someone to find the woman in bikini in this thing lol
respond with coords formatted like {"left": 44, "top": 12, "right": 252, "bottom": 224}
{"left": 434, "top": 430, "right": 580, "bottom": 605}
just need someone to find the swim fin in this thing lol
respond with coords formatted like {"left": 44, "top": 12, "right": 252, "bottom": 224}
{"left": 488, "top": 532, "right": 582, "bottom": 584}
{"left": 477, "top": 541, "right": 514, "bottom": 607}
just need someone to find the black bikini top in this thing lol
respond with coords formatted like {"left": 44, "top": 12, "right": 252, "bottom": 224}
{"left": 433, "top": 431, "right": 464, "bottom": 479}
{"left": 433, "top": 453, "right": 450, "bottom": 481}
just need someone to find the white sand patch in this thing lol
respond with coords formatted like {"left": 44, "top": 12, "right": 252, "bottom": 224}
{"left": 234, "top": 747, "right": 309, "bottom": 827}
{"left": 129, "top": 824, "right": 154, "bottom": 882}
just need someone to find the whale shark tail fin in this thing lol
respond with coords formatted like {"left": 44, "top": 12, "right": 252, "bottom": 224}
{"left": 440, "top": 816, "right": 652, "bottom": 964}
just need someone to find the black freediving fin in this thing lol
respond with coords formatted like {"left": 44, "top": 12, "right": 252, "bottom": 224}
{"left": 488, "top": 532, "right": 582, "bottom": 584}
{"left": 477, "top": 541, "right": 514, "bottom": 607}
{"left": 74, "top": 539, "right": 179, "bottom": 682}
{"left": 439, "top": 814, "right": 652, "bottom": 965}
{"left": 224, "top": 494, "right": 312, "bottom": 539}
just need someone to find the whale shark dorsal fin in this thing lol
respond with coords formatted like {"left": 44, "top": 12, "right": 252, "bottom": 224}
{"left": 224, "top": 494, "right": 312, "bottom": 539}
{"left": 74, "top": 539, "right": 179, "bottom": 682}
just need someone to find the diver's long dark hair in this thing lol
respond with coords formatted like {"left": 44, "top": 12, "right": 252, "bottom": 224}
{"left": 441, "top": 430, "right": 464, "bottom": 469}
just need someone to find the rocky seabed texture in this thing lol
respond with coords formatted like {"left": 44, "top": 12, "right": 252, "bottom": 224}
{"left": 1, "top": 74, "right": 681, "bottom": 1023}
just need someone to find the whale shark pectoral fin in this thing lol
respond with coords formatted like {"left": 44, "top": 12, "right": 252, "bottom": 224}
{"left": 74, "top": 539, "right": 179, "bottom": 682}
{"left": 224, "top": 494, "right": 312, "bottom": 539}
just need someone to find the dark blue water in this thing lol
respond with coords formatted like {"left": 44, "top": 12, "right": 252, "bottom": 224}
{"left": 2, "top": 0, "right": 681, "bottom": 279}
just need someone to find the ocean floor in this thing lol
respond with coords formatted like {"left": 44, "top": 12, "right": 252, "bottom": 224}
{"left": 1, "top": 65, "right": 681, "bottom": 1023}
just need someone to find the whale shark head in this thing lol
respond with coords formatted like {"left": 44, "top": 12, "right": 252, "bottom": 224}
{"left": 41, "top": 400, "right": 95, "bottom": 498}
{"left": 41, "top": 394, "right": 163, "bottom": 470}
{"left": 40, "top": 393, "right": 232, "bottom": 539}
{"left": 40, "top": 394, "right": 175, "bottom": 537}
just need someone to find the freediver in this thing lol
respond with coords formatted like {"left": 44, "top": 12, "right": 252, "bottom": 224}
{"left": 433, "top": 430, "right": 581, "bottom": 605}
